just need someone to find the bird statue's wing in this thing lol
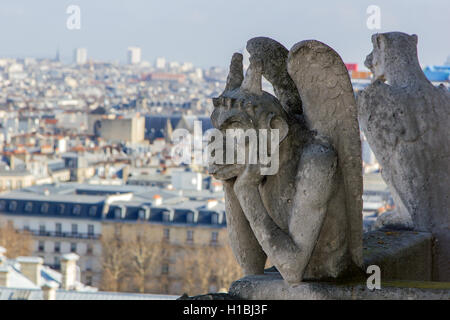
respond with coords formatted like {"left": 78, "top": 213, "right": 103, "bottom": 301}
{"left": 287, "top": 40, "right": 363, "bottom": 267}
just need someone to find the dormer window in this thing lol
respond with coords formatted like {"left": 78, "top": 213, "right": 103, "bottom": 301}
{"left": 0, "top": 201, "right": 6, "bottom": 211}
{"left": 57, "top": 204, "right": 65, "bottom": 214}
{"left": 9, "top": 201, "right": 17, "bottom": 212}
{"left": 211, "top": 213, "right": 219, "bottom": 225}
{"left": 25, "top": 202, "right": 33, "bottom": 212}
{"left": 73, "top": 205, "right": 81, "bottom": 215}
{"left": 187, "top": 212, "right": 194, "bottom": 223}
{"left": 138, "top": 207, "right": 149, "bottom": 220}
{"left": 40, "top": 203, "right": 49, "bottom": 213}
{"left": 89, "top": 206, "right": 97, "bottom": 217}
{"left": 114, "top": 207, "right": 124, "bottom": 219}
{"left": 162, "top": 210, "right": 170, "bottom": 222}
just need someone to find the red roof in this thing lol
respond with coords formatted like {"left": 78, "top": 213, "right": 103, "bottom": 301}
{"left": 44, "top": 119, "right": 58, "bottom": 125}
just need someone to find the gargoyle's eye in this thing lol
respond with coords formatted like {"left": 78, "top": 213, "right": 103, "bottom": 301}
{"left": 227, "top": 121, "right": 242, "bottom": 130}
{"left": 221, "top": 120, "right": 243, "bottom": 131}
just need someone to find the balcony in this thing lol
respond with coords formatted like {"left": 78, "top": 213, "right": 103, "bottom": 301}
{"left": 30, "top": 230, "right": 100, "bottom": 240}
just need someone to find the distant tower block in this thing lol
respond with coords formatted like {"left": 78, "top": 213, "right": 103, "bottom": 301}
{"left": 155, "top": 57, "right": 166, "bottom": 69}
{"left": 74, "top": 48, "right": 87, "bottom": 65}
{"left": 128, "top": 47, "right": 142, "bottom": 65}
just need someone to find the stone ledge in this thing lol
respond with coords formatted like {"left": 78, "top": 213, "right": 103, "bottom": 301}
{"left": 363, "top": 230, "right": 433, "bottom": 281}
{"left": 229, "top": 273, "right": 450, "bottom": 300}
{"left": 229, "top": 230, "right": 447, "bottom": 300}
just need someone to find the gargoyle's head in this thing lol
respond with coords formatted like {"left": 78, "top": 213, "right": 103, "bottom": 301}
{"left": 209, "top": 53, "right": 290, "bottom": 180}
{"left": 365, "top": 32, "right": 418, "bottom": 83}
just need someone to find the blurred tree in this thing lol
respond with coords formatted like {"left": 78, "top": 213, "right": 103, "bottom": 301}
{"left": 180, "top": 244, "right": 242, "bottom": 296}
{"left": 126, "top": 226, "right": 163, "bottom": 293}
{"left": 0, "top": 221, "right": 32, "bottom": 258}
{"left": 100, "top": 225, "right": 128, "bottom": 292}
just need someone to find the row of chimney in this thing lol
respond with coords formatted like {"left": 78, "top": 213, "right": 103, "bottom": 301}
{"left": 0, "top": 246, "right": 80, "bottom": 300}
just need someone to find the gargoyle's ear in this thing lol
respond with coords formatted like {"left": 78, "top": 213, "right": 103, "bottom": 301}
{"left": 372, "top": 33, "right": 383, "bottom": 49}
{"left": 267, "top": 113, "right": 289, "bottom": 143}
{"left": 410, "top": 34, "right": 418, "bottom": 45}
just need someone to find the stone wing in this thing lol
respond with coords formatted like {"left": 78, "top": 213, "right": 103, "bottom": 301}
{"left": 287, "top": 40, "right": 363, "bottom": 267}
{"left": 246, "top": 37, "right": 302, "bottom": 116}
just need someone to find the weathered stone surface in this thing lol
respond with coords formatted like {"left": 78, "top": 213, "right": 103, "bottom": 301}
{"left": 229, "top": 230, "right": 441, "bottom": 299}
{"left": 177, "top": 293, "right": 241, "bottom": 300}
{"left": 209, "top": 38, "right": 363, "bottom": 285}
{"left": 363, "top": 230, "right": 433, "bottom": 281}
{"left": 374, "top": 210, "right": 414, "bottom": 231}
{"left": 357, "top": 32, "right": 450, "bottom": 281}
{"left": 229, "top": 273, "right": 450, "bottom": 300}
{"left": 246, "top": 37, "right": 302, "bottom": 116}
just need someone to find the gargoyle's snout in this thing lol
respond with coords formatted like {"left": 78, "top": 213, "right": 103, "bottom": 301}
{"left": 364, "top": 52, "right": 373, "bottom": 71}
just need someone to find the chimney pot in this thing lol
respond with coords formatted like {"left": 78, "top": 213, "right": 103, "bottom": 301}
{"left": 0, "top": 265, "right": 11, "bottom": 287}
{"left": 17, "top": 256, "right": 43, "bottom": 286}
{"left": 41, "top": 281, "right": 59, "bottom": 300}
{"left": 60, "top": 253, "right": 79, "bottom": 290}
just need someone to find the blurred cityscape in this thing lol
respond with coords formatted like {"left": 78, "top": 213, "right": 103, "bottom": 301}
{"left": 0, "top": 46, "right": 449, "bottom": 298}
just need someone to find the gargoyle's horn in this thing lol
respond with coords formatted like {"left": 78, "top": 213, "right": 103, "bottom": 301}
{"left": 241, "top": 57, "right": 263, "bottom": 95}
{"left": 224, "top": 53, "right": 244, "bottom": 92}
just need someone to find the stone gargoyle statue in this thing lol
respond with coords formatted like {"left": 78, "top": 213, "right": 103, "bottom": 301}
{"left": 357, "top": 32, "right": 450, "bottom": 281}
{"left": 209, "top": 37, "right": 363, "bottom": 284}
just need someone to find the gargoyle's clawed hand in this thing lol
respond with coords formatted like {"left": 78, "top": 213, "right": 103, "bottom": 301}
{"left": 234, "top": 164, "right": 264, "bottom": 193}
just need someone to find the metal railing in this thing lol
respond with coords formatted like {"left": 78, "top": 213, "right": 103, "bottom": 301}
{"left": 29, "top": 230, "right": 100, "bottom": 240}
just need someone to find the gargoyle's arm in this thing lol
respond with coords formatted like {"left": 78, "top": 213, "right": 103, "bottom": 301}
{"left": 223, "top": 180, "right": 267, "bottom": 275}
{"left": 234, "top": 142, "right": 337, "bottom": 284}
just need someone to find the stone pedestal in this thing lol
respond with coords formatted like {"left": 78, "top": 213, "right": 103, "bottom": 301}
{"left": 362, "top": 230, "right": 433, "bottom": 281}
{"left": 229, "top": 230, "right": 449, "bottom": 300}
{"left": 229, "top": 273, "right": 450, "bottom": 300}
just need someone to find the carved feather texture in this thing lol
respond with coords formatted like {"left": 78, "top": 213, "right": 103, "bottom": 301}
{"left": 287, "top": 40, "right": 364, "bottom": 267}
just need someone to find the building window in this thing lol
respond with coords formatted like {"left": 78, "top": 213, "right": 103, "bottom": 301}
{"left": 163, "top": 228, "right": 170, "bottom": 241}
{"left": 187, "top": 212, "right": 194, "bottom": 223}
{"left": 73, "top": 205, "right": 81, "bottom": 215}
{"left": 55, "top": 223, "right": 62, "bottom": 236}
{"left": 0, "top": 200, "right": 6, "bottom": 211}
{"left": 70, "top": 243, "right": 77, "bottom": 253}
{"left": 71, "top": 224, "right": 78, "bottom": 235}
{"left": 211, "top": 213, "right": 219, "bottom": 225}
{"left": 54, "top": 242, "right": 61, "bottom": 253}
{"left": 57, "top": 204, "right": 65, "bottom": 214}
{"left": 25, "top": 202, "right": 33, "bottom": 212}
{"left": 138, "top": 208, "right": 149, "bottom": 220}
{"left": 187, "top": 230, "right": 194, "bottom": 243}
{"left": 40, "top": 203, "right": 49, "bottom": 213}
{"left": 88, "top": 225, "right": 94, "bottom": 236}
{"left": 38, "top": 241, "right": 45, "bottom": 252}
{"left": 89, "top": 206, "right": 97, "bottom": 217}
{"left": 211, "top": 231, "right": 219, "bottom": 244}
{"left": 53, "top": 256, "right": 60, "bottom": 269}
{"left": 85, "top": 275, "right": 93, "bottom": 286}
{"left": 114, "top": 207, "right": 124, "bottom": 219}
{"left": 86, "top": 243, "right": 94, "bottom": 255}
{"left": 39, "top": 224, "right": 46, "bottom": 236}
{"left": 8, "top": 201, "right": 17, "bottom": 212}
{"left": 161, "top": 263, "right": 169, "bottom": 275}
{"left": 162, "top": 210, "right": 170, "bottom": 222}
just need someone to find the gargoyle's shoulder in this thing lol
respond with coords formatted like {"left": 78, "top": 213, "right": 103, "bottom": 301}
{"left": 300, "top": 137, "right": 337, "bottom": 168}
{"left": 357, "top": 80, "right": 393, "bottom": 101}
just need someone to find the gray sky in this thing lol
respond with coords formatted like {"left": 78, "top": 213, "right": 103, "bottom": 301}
{"left": 0, "top": 0, "right": 448, "bottom": 68}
